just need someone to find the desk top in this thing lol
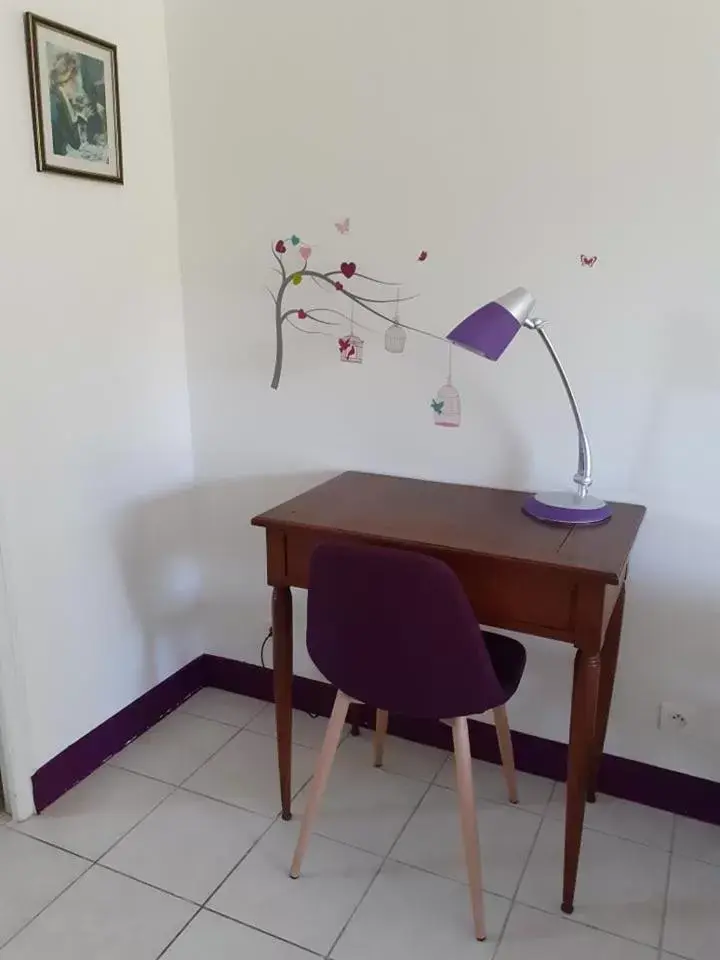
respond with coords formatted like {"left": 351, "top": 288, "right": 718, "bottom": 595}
{"left": 252, "top": 472, "right": 646, "bottom": 585}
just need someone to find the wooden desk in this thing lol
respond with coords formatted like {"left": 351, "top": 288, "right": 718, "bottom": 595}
{"left": 252, "top": 471, "right": 645, "bottom": 913}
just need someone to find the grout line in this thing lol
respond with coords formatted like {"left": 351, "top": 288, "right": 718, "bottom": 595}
{"left": 154, "top": 905, "right": 203, "bottom": 959}
{"left": 657, "top": 815, "right": 678, "bottom": 959}
{"left": 0, "top": 857, "right": 94, "bottom": 951}
{"left": 490, "top": 797, "right": 547, "bottom": 958}
{"left": 323, "top": 776, "right": 437, "bottom": 958}
{"left": 202, "top": 908, "right": 325, "bottom": 958}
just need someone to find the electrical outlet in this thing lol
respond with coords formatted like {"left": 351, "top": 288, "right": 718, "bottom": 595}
{"left": 658, "top": 701, "right": 695, "bottom": 732}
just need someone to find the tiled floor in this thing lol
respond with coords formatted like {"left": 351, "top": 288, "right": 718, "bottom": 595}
{"left": 2, "top": 691, "right": 718, "bottom": 958}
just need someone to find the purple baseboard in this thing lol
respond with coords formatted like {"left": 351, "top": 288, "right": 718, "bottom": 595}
{"left": 204, "top": 655, "right": 720, "bottom": 826}
{"left": 33, "top": 653, "right": 720, "bottom": 828}
{"left": 32, "top": 656, "right": 207, "bottom": 812}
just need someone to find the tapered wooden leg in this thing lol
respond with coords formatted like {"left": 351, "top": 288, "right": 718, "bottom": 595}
{"left": 373, "top": 710, "right": 389, "bottom": 767}
{"left": 290, "top": 691, "right": 352, "bottom": 878}
{"left": 452, "top": 717, "right": 487, "bottom": 942}
{"left": 272, "top": 587, "right": 293, "bottom": 821}
{"left": 493, "top": 706, "right": 518, "bottom": 804}
{"left": 562, "top": 648, "right": 601, "bottom": 914}
{"left": 587, "top": 586, "right": 625, "bottom": 802}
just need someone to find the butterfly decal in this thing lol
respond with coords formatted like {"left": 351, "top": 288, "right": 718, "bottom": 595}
{"left": 431, "top": 398, "right": 445, "bottom": 414}
{"left": 335, "top": 217, "right": 350, "bottom": 235}
{"left": 580, "top": 255, "right": 598, "bottom": 267}
{"left": 418, "top": 250, "right": 428, "bottom": 262}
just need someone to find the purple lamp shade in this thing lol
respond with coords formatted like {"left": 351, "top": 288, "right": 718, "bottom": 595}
{"left": 447, "top": 288, "right": 536, "bottom": 361}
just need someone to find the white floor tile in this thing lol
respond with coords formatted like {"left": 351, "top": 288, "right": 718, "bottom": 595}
{"left": 0, "top": 830, "right": 87, "bottom": 948}
{"left": 101, "top": 789, "right": 272, "bottom": 903}
{"left": 179, "top": 689, "right": 266, "bottom": 728}
{"left": 546, "top": 784, "right": 674, "bottom": 849}
{"left": 11, "top": 765, "right": 171, "bottom": 859}
{"left": 496, "top": 903, "right": 658, "bottom": 960}
{"left": 663, "top": 855, "right": 720, "bottom": 960}
{"left": 339, "top": 730, "right": 447, "bottom": 783}
{"left": 208, "top": 821, "right": 381, "bottom": 956}
{"left": 110, "top": 712, "right": 237, "bottom": 785}
{"left": 517, "top": 817, "right": 668, "bottom": 947}
{"left": 392, "top": 785, "right": 540, "bottom": 898}
{"left": 293, "top": 742, "right": 427, "bottom": 856}
{"left": 435, "top": 754, "right": 554, "bottom": 816}
{"left": 248, "top": 704, "right": 348, "bottom": 750}
{"left": 184, "top": 729, "right": 317, "bottom": 817}
{"left": 0, "top": 865, "right": 194, "bottom": 960}
{"left": 331, "top": 860, "right": 510, "bottom": 960}
{"left": 674, "top": 816, "right": 720, "bottom": 867}
{"left": 164, "top": 910, "right": 318, "bottom": 959}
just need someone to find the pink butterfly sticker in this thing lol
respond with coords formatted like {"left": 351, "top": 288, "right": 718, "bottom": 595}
{"left": 335, "top": 217, "right": 350, "bottom": 235}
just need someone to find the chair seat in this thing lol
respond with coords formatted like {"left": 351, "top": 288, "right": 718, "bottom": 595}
{"left": 482, "top": 631, "right": 527, "bottom": 703}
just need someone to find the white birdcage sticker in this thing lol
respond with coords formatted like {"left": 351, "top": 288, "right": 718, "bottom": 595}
{"left": 385, "top": 289, "right": 407, "bottom": 354}
{"left": 432, "top": 345, "right": 461, "bottom": 427}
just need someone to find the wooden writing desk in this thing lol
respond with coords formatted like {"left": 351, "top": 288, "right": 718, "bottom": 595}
{"left": 252, "top": 471, "right": 645, "bottom": 913}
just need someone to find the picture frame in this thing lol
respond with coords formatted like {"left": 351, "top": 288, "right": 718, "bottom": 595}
{"left": 24, "top": 12, "right": 123, "bottom": 183}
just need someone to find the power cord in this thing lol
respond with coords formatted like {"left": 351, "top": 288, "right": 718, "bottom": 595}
{"left": 259, "top": 625, "right": 318, "bottom": 719}
{"left": 260, "top": 627, "right": 272, "bottom": 667}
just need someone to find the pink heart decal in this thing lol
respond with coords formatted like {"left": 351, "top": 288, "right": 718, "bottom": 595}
{"left": 340, "top": 262, "right": 356, "bottom": 279}
{"left": 298, "top": 309, "right": 307, "bottom": 319}
{"left": 299, "top": 245, "right": 312, "bottom": 261}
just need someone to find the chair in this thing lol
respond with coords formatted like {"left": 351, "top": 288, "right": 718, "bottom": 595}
{"left": 289, "top": 542, "right": 527, "bottom": 942}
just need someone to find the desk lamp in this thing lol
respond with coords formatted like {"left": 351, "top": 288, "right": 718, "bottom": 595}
{"left": 447, "top": 288, "right": 611, "bottom": 525}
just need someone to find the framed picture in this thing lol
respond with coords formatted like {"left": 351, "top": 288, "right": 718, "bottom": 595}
{"left": 24, "top": 12, "right": 123, "bottom": 183}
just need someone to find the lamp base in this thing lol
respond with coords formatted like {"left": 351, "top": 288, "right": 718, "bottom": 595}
{"left": 523, "top": 491, "right": 612, "bottom": 526}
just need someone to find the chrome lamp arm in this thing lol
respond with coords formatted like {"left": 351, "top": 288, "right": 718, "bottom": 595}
{"left": 524, "top": 319, "right": 592, "bottom": 498}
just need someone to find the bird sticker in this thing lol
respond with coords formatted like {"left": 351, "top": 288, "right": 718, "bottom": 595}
{"left": 580, "top": 255, "right": 598, "bottom": 267}
{"left": 431, "top": 398, "right": 445, "bottom": 415}
{"left": 418, "top": 250, "right": 428, "bottom": 262}
{"left": 335, "top": 217, "right": 350, "bottom": 235}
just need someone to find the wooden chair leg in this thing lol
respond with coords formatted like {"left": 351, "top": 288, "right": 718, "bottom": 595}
{"left": 452, "top": 717, "right": 487, "bottom": 942}
{"left": 493, "top": 705, "right": 519, "bottom": 804}
{"left": 290, "top": 691, "right": 351, "bottom": 878}
{"left": 373, "top": 709, "right": 389, "bottom": 767}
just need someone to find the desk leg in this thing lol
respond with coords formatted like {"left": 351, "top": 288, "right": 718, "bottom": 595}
{"left": 587, "top": 586, "right": 625, "bottom": 803}
{"left": 563, "top": 648, "right": 600, "bottom": 915}
{"left": 272, "top": 587, "right": 293, "bottom": 821}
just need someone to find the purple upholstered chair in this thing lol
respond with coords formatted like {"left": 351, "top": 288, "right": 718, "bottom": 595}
{"left": 290, "top": 543, "right": 527, "bottom": 941}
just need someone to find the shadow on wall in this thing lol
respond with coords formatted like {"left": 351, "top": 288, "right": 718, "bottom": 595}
{"left": 115, "top": 472, "right": 332, "bottom": 678}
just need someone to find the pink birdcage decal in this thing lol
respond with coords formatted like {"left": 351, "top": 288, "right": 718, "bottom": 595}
{"left": 338, "top": 332, "right": 363, "bottom": 363}
{"left": 339, "top": 307, "right": 364, "bottom": 363}
{"left": 432, "top": 383, "right": 461, "bottom": 427}
{"left": 431, "top": 345, "right": 461, "bottom": 427}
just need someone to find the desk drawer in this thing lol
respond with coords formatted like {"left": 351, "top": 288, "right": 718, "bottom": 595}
{"left": 281, "top": 531, "right": 576, "bottom": 640}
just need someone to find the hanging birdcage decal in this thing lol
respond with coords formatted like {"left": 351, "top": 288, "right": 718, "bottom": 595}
{"left": 339, "top": 306, "right": 364, "bottom": 363}
{"left": 385, "top": 288, "right": 407, "bottom": 354}
{"left": 431, "top": 344, "right": 461, "bottom": 427}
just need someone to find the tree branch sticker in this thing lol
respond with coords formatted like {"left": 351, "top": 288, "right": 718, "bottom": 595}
{"left": 267, "top": 229, "right": 417, "bottom": 389}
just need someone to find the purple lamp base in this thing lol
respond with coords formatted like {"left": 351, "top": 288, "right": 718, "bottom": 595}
{"left": 523, "top": 491, "right": 613, "bottom": 526}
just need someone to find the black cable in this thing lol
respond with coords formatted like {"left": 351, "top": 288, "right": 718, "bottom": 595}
{"left": 260, "top": 627, "right": 272, "bottom": 668}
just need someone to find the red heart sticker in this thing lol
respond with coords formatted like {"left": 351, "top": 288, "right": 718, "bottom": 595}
{"left": 340, "top": 262, "right": 356, "bottom": 279}
{"left": 298, "top": 310, "right": 307, "bottom": 319}
{"left": 335, "top": 281, "right": 344, "bottom": 291}
{"left": 275, "top": 240, "right": 286, "bottom": 254}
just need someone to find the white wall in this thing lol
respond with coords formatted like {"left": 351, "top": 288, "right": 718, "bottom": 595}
{"left": 165, "top": 0, "right": 720, "bottom": 782}
{"left": 0, "top": 0, "right": 195, "bottom": 814}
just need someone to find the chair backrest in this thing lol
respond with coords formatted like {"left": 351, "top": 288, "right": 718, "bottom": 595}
{"left": 306, "top": 541, "right": 506, "bottom": 719}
